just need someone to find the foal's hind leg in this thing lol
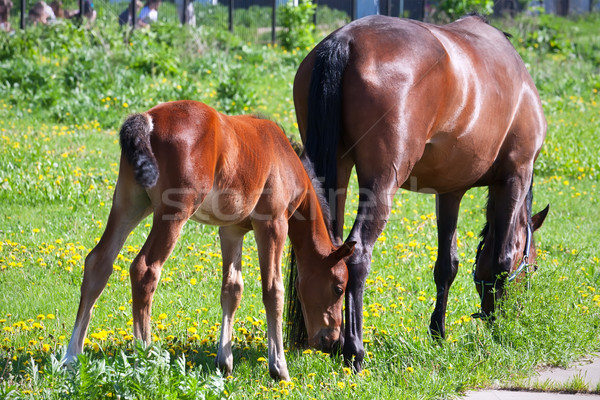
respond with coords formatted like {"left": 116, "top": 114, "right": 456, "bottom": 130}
{"left": 216, "top": 225, "right": 248, "bottom": 376}
{"left": 129, "top": 209, "right": 190, "bottom": 343}
{"left": 429, "top": 190, "right": 465, "bottom": 339}
{"left": 65, "top": 184, "right": 150, "bottom": 364}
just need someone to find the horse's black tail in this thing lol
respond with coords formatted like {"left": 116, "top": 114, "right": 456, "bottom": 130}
{"left": 119, "top": 113, "right": 159, "bottom": 188}
{"left": 304, "top": 33, "right": 351, "bottom": 228}
{"left": 284, "top": 249, "right": 308, "bottom": 349}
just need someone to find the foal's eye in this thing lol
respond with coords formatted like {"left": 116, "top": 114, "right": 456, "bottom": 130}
{"left": 334, "top": 286, "right": 344, "bottom": 296}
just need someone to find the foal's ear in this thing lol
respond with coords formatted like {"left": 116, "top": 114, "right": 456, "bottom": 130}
{"left": 332, "top": 241, "right": 356, "bottom": 260}
{"left": 532, "top": 204, "right": 550, "bottom": 231}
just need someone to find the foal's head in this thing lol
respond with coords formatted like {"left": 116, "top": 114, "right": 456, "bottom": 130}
{"left": 288, "top": 242, "right": 353, "bottom": 353}
{"left": 473, "top": 190, "right": 549, "bottom": 318}
{"left": 297, "top": 243, "right": 353, "bottom": 352}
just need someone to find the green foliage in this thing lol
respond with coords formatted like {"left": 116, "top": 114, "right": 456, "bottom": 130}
{"left": 277, "top": 0, "right": 316, "bottom": 50}
{"left": 8, "top": 344, "right": 233, "bottom": 399}
{"left": 439, "top": 0, "right": 494, "bottom": 20}
{"left": 0, "top": 17, "right": 302, "bottom": 131}
{"left": 215, "top": 64, "right": 258, "bottom": 114}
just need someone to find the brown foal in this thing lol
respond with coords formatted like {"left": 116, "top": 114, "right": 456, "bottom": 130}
{"left": 64, "top": 100, "right": 353, "bottom": 381}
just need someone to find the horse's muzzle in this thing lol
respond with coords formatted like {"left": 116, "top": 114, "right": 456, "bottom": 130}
{"left": 309, "top": 329, "right": 341, "bottom": 353}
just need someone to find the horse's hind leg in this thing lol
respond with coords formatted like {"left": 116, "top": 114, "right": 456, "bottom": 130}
{"left": 65, "top": 183, "right": 150, "bottom": 364}
{"left": 130, "top": 208, "right": 190, "bottom": 343}
{"left": 429, "top": 190, "right": 466, "bottom": 339}
{"left": 216, "top": 225, "right": 248, "bottom": 376}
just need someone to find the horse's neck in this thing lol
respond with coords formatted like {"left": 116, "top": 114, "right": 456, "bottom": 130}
{"left": 287, "top": 187, "right": 333, "bottom": 261}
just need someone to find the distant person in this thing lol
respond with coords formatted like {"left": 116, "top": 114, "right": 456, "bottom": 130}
{"left": 68, "top": 0, "right": 96, "bottom": 23}
{"left": 28, "top": 1, "right": 56, "bottom": 25}
{"left": 0, "top": 0, "right": 13, "bottom": 32}
{"left": 118, "top": 0, "right": 143, "bottom": 27}
{"left": 175, "top": 0, "right": 195, "bottom": 26}
{"left": 138, "top": 0, "right": 161, "bottom": 26}
{"left": 49, "top": 0, "right": 65, "bottom": 18}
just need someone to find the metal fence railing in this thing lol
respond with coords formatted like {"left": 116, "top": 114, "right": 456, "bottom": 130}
{"left": 1, "top": 0, "right": 357, "bottom": 44}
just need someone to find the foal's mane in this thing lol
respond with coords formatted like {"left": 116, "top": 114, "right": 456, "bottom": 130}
{"left": 284, "top": 152, "right": 336, "bottom": 350}
{"left": 299, "top": 151, "right": 334, "bottom": 235}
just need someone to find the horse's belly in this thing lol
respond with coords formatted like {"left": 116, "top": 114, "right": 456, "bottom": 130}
{"left": 190, "top": 189, "right": 256, "bottom": 226}
{"left": 402, "top": 133, "right": 500, "bottom": 193}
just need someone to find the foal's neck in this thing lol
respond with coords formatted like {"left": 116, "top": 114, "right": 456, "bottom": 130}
{"left": 287, "top": 187, "right": 334, "bottom": 261}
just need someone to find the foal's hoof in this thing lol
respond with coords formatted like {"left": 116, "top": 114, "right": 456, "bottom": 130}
{"left": 61, "top": 355, "right": 79, "bottom": 371}
{"left": 215, "top": 360, "right": 233, "bottom": 377}
{"left": 269, "top": 368, "right": 290, "bottom": 382}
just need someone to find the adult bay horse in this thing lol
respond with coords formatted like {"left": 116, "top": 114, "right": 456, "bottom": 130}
{"left": 64, "top": 100, "right": 354, "bottom": 381}
{"left": 292, "top": 15, "right": 549, "bottom": 371}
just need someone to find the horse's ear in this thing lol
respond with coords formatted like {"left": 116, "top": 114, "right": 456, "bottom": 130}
{"left": 532, "top": 204, "right": 550, "bottom": 232}
{"left": 333, "top": 241, "right": 356, "bottom": 260}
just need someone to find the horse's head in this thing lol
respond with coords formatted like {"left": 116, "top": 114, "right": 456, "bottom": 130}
{"left": 295, "top": 241, "right": 354, "bottom": 353}
{"left": 473, "top": 202, "right": 549, "bottom": 318}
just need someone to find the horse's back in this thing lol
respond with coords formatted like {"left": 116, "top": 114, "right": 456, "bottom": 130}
{"left": 300, "top": 15, "right": 545, "bottom": 192}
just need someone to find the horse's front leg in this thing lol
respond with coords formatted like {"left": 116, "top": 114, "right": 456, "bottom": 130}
{"left": 216, "top": 225, "right": 248, "bottom": 376}
{"left": 344, "top": 182, "right": 397, "bottom": 372}
{"left": 253, "top": 216, "right": 290, "bottom": 381}
{"left": 130, "top": 209, "right": 189, "bottom": 343}
{"left": 429, "top": 190, "right": 465, "bottom": 339}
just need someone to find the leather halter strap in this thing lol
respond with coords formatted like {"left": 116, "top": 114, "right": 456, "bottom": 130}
{"left": 471, "top": 224, "right": 534, "bottom": 319}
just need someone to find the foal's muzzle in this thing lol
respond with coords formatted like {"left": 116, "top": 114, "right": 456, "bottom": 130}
{"left": 309, "top": 328, "right": 341, "bottom": 353}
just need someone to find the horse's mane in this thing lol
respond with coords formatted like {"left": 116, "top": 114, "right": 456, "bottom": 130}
{"left": 462, "top": 11, "right": 490, "bottom": 24}
{"left": 479, "top": 177, "right": 534, "bottom": 242}
{"left": 461, "top": 11, "right": 513, "bottom": 39}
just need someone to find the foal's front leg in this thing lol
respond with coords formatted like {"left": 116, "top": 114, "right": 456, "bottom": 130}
{"left": 253, "top": 217, "right": 290, "bottom": 381}
{"left": 216, "top": 225, "right": 247, "bottom": 376}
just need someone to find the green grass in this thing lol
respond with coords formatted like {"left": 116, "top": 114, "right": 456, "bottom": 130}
{"left": 1, "top": 12, "right": 600, "bottom": 400}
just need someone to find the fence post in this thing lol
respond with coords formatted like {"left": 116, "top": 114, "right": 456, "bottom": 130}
{"left": 228, "top": 0, "right": 233, "bottom": 32}
{"left": 271, "top": 0, "right": 276, "bottom": 44}
{"left": 132, "top": 0, "right": 137, "bottom": 29}
{"left": 183, "top": 0, "right": 189, "bottom": 25}
{"left": 20, "top": 0, "right": 25, "bottom": 29}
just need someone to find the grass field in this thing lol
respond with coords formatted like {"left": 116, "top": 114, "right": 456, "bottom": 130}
{"left": 0, "top": 12, "right": 599, "bottom": 399}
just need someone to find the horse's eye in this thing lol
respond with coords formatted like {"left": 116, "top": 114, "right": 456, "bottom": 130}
{"left": 334, "top": 286, "right": 344, "bottom": 296}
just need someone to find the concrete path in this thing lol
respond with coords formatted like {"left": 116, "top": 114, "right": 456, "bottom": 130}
{"left": 461, "top": 354, "right": 600, "bottom": 399}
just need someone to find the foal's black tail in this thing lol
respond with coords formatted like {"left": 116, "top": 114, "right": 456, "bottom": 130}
{"left": 119, "top": 113, "right": 159, "bottom": 188}
{"left": 284, "top": 249, "right": 308, "bottom": 349}
{"left": 304, "top": 33, "right": 351, "bottom": 227}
